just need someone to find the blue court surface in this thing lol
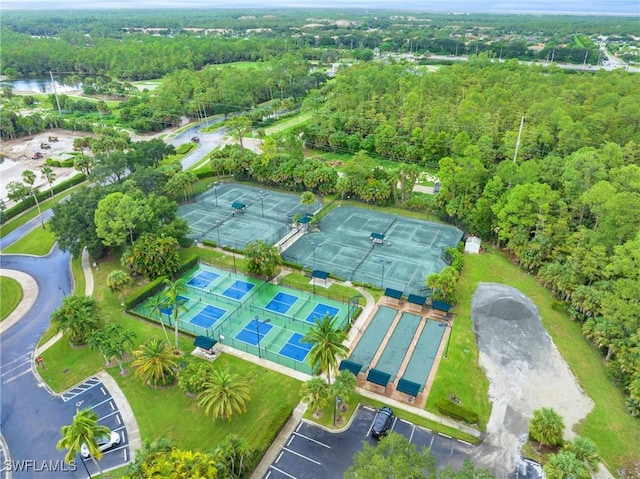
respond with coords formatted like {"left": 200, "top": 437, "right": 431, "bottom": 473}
{"left": 187, "top": 271, "right": 220, "bottom": 289}
{"left": 305, "top": 304, "right": 340, "bottom": 323}
{"left": 265, "top": 292, "right": 299, "bottom": 314}
{"left": 190, "top": 304, "right": 227, "bottom": 328}
{"left": 161, "top": 295, "right": 189, "bottom": 315}
{"left": 235, "top": 319, "right": 274, "bottom": 345}
{"left": 221, "top": 280, "right": 255, "bottom": 300}
{"left": 279, "top": 333, "right": 312, "bottom": 361}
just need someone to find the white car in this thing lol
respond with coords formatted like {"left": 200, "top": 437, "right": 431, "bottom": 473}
{"left": 80, "top": 431, "right": 121, "bottom": 458}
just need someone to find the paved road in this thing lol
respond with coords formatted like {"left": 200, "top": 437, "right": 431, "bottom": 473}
{"left": 0, "top": 222, "right": 129, "bottom": 477}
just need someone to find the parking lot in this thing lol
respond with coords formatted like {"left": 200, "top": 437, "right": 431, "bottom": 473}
{"left": 263, "top": 405, "right": 475, "bottom": 479}
{"left": 61, "top": 377, "right": 129, "bottom": 476}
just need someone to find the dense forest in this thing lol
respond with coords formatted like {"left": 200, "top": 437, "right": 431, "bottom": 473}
{"left": 1, "top": 8, "right": 638, "bottom": 79}
{"left": 302, "top": 59, "right": 640, "bottom": 414}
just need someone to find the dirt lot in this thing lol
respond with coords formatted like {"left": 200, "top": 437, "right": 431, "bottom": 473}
{"left": 0, "top": 129, "right": 94, "bottom": 205}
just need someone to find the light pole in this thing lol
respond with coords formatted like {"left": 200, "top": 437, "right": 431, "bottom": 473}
{"left": 214, "top": 186, "right": 218, "bottom": 207}
{"left": 311, "top": 241, "right": 324, "bottom": 294}
{"left": 378, "top": 258, "right": 392, "bottom": 290}
{"left": 444, "top": 318, "right": 453, "bottom": 359}
{"left": 259, "top": 190, "right": 265, "bottom": 218}
{"left": 255, "top": 315, "right": 271, "bottom": 359}
{"left": 58, "top": 285, "right": 66, "bottom": 296}
{"left": 216, "top": 221, "right": 221, "bottom": 247}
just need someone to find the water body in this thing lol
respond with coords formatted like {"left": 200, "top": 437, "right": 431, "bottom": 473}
{"left": 3, "top": 77, "right": 82, "bottom": 94}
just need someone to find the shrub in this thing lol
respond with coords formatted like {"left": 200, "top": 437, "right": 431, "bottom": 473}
{"left": 252, "top": 405, "right": 293, "bottom": 469}
{"left": 175, "top": 143, "right": 195, "bottom": 155}
{"left": 125, "top": 276, "right": 167, "bottom": 310}
{"left": 178, "top": 361, "right": 215, "bottom": 396}
{"left": 436, "top": 399, "right": 479, "bottom": 425}
{"left": 203, "top": 239, "right": 217, "bottom": 248}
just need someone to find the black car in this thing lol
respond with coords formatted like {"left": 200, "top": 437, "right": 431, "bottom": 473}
{"left": 371, "top": 406, "right": 394, "bottom": 438}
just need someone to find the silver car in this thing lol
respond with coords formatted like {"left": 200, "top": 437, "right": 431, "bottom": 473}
{"left": 80, "top": 430, "right": 121, "bottom": 458}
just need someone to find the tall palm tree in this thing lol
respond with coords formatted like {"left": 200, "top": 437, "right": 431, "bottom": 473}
{"left": 198, "top": 369, "right": 251, "bottom": 421}
{"left": 132, "top": 338, "right": 180, "bottom": 387}
{"left": 300, "top": 377, "right": 329, "bottom": 418}
{"left": 162, "top": 278, "right": 188, "bottom": 350}
{"left": 302, "top": 314, "right": 349, "bottom": 385}
{"left": 148, "top": 294, "right": 172, "bottom": 347}
{"left": 40, "top": 165, "right": 57, "bottom": 198}
{"left": 21, "top": 169, "right": 45, "bottom": 228}
{"left": 529, "top": 407, "right": 565, "bottom": 448}
{"left": 330, "top": 370, "right": 357, "bottom": 425}
{"left": 57, "top": 408, "right": 111, "bottom": 476}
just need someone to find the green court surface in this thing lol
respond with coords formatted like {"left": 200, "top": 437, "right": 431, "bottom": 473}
{"left": 349, "top": 305, "right": 398, "bottom": 367}
{"left": 179, "top": 183, "right": 322, "bottom": 249}
{"left": 401, "top": 320, "right": 446, "bottom": 392}
{"left": 373, "top": 311, "right": 422, "bottom": 381}
{"left": 135, "top": 264, "right": 350, "bottom": 375}
{"left": 281, "top": 206, "right": 463, "bottom": 296}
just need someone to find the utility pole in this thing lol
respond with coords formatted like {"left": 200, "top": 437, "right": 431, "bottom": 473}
{"left": 49, "top": 70, "right": 63, "bottom": 120}
{"left": 513, "top": 115, "right": 525, "bottom": 163}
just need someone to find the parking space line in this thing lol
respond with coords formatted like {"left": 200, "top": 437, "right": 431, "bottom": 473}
{"left": 362, "top": 405, "right": 375, "bottom": 411}
{"left": 292, "top": 432, "right": 331, "bottom": 448}
{"left": 276, "top": 451, "right": 284, "bottom": 463}
{"left": 287, "top": 436, "right": 294, "bottom": 447}
{"left": 0, "top": 353, "right": 31, "bottom": 371}
{"left": 101, "top": 386, "right": 107, "bottom": 396}
{"left": 1, "top": 359, "right": 30, "bottom": 377}
{"left": 97, "top": 410, "right": 122, "bottom": 422}
{"left": 282, "top": 447, "right": 321, "bottom": 465}
{"left": 89, "top": 397, "right": 114, "bottom": 410}
{"left": 408, "top": 424, "right": 416, "bottom": 443}
{"left": 295, "top": 422, "right": 302, "bottom": 432}
{"left": 2, "top": 369, "right": 31, "bottom": 384}
{"left": 270, "top": 465, "right": 298, "bottom": 479}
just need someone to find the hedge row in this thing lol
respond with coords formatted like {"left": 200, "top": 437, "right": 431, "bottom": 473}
{"left": 436, "top": 399, "right": 479, "bottom": 425}
{"left": 125, "top": 276, "right": 167, "bottom": 310}
{"left": 45, "top": 158, "right": 75, "bottom": 167}
{"left": 2, "top": 173, "right": 86, "bottom": 223}
{"left": 175, "top": 254, "right": 199, "bottom": 277}
{"left": 251, "top": 404, "right": 293, "bottom": 473}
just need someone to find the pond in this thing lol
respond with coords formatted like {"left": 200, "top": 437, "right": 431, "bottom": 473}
{"left": 3, "top": 77, "right": 82, "bottom": 94}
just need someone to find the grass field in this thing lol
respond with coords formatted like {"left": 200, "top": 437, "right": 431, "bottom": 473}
{"left": 263, "top": 112, "right": 311, "bottom": 136}
{"left": 429, "top": 245, "right": 640, "bottom": 471}
{"left": 2, "top": 223, "right": 57, "bottom": 256}
{"left": 0, "top": 276, "right": 22, "bottom": 321}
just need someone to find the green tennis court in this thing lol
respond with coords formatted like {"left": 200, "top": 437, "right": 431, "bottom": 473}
{"left": 282, "top": 206, "right": 463, "bottom": 296}
{"left": 372, "top": 311, "right": 422, "bottom": 381}
{"left": 179, "top": 183, "right": 322, "bottom": 249}
{"left": 401, "top": 320, "right": 446, "bottom": 392}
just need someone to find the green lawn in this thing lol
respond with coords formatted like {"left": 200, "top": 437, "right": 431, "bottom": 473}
{"left": 0, "top": 276, "right": 22, "bottom": 321}
{"left": 2, "top": 223, "right": 57, "bottom": 256}
{"left": 114, "top": 353, "right": 301, "bottom": 452}
{"left": 263, "top": 112, "right": 311, "bottom": 136}
{"left": 430, "top": 245, "right": 640, "bottom": 471}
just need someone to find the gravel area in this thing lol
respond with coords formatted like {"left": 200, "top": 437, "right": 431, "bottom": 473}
{"left": 469, "top": 282, "right": 594, "bottom": 478}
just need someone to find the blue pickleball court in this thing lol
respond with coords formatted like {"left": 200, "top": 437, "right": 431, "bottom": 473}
{"left": 305, "top": 303, "right": 340, "bottom": 323}
{"left": 190, "top": 304, "right": 227, "bottom": 328}
{"left": 279, "top": 333, "right": 312, "bottom": 362}
{"left": 221, "top": 280, "right": 255, "bottom": 300}
{"left": 235, "top": 318, "right": 274, "bottom": 345}
{"left": 187, "top": 271, "right": 220, "bottom": 289}
{"left": 265, "top": 292, "right": 299, "bottom": 314}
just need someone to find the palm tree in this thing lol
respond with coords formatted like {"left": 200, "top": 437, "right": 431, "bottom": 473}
{"left": 162, "top": 278, "right": 188, "bottom": 350}
{"left": 148, "top": 294, "right": 172, "bottom": 347}
{"left": 126, "top": 437, "right": 174, "bottom": 479}
{"left": 302, "top": 314, "right": 349, "bottom": 385}
{"left": 543, "top": 449, "right": 590, "bottom": 479}
{"left": 51, "top": 295, "right": 102, "bottom": 346}
{"left": 330, "top": 370, "right": 356, "bottom": 425}
{"left": 529, "top": 407, "right": 565, "bottom": 448}
{"left": 106, "top": 269, "right": 132, "bottom": 306}
{"left": 300, "top": 377, "right": 329, "bottom": 418}
{"left": 40, "top": 165, "right": 57, "bottom": 198}
{"left": 21, "top": 169, "right": 45, "bottom": 228}
{"left": 57, "top": 408, "right": 111, "bottom": 476}
{"left": 566, "top": 436, "right": 600, "bottom": 471}
{"left": 132, "top": 338, "right": 180, "bottom": 387}
{"left": 300, "top": 191, "right": 316, "bottom": 215}
{"left": 198, "top": 369, "right": 251, "bottom": 421}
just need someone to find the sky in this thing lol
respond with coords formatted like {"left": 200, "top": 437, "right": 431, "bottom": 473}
{"left": 2, "top": 0, "right": 639, "bottom": 15}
